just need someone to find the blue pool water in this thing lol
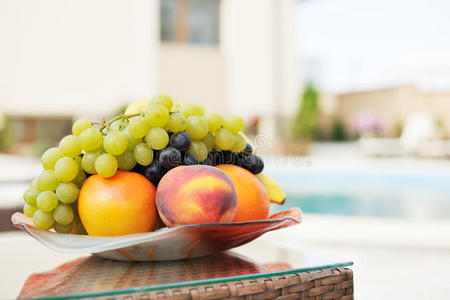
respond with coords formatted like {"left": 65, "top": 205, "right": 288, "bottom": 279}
{"left": 269, "top": 170, "right": 450, "bottom": 219}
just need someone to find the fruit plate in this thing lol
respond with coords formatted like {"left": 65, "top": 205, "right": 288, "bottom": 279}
{"left": 11, "top": 208, "right": 302, "bottom": 261}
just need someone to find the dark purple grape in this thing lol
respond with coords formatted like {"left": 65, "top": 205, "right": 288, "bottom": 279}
{"left": 183, "top": 153, "right": 199, "bottom": 165}
{"left": 202, "top": 152, "right": 215, "bottom": 166}
{"left": 143, "top": 160, "right": 166, "bottom": 185}
{"left": 159, "top": 147, "right": 182, "bottom": 169}
{"left": 241, "top": 154, "right": 264, "bottom": 174}
{"left": 205, "top": 150, "right": 218, "bottom": 165}
{"left": 131, "top": 163, "right": 145, "bottom": 174}
{"left": 234, "top": 153, "right": 244, "bottom": 167}
{"left": 152, "top": 150, "right": 161, "bottom": 162}
{"left": 169, "top": 132, "right": 191, "bottom": 153}
{"left": 243, "top": 143, "right": 253, "bottom": 155}
{"left": 167, "top": 130, "right": 174, "bottom": 137}
{"left": 222, "top": 151, "right": 234, "bottom": 164}
{"left": 212, "top": 151, "right": 224, "bottom": 165}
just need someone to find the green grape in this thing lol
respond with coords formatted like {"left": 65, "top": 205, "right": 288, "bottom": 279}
{"left": 95, "top": 153, "right": 118, "bottom": 178}
{"left": 128, "top": 116, "right": 150, "bottom": 138}
{"left": 231, "top": 133, "right": 246, "bottom": 152}
{"left": 53, "top": 203, "right": 74, "bottom": 225}
{"left": 31, "top": 178, "right": 38, "bottom": 188}
{"left": 123, "top": 128, "right": 142, "bottom": 152}
{"left": 23, "top": 185, "right": 40, "bottom": 206}
{"left": 150, "top": 94, "right": 173, "bottom": 111}
{"left": 223, "top": 115, "right": 245, "bottom": 134}
{"left": 59, "top": 135, "right": 82, "bottom": 158}
{"left": 215, "top": 128, "right": 235, "bottom": 150}
{"left": 134, "top": 143, "right": 153, "bottom": 166}
{"left": 33, "top": 210, "right": 54, "bottom": 230}
{"left": 109, "top": 118, "right": 128, "bottom": 131}
{"left": 41, "top": 147, "right": 63, "bottom": 170}
{"left": 23, "top": 203, "right": 37, "bottom": 218}
{"left": 56, "top": 182, "right": 79, "bottom": 204}
{"left": 203, "top": 111, "right": 223, "bottom": 133}
{"left": 72, "top": 168, "right": 87, "bottom": 188}
{"left": 54, "top": 157, "right": 79, "bottom": 182}
{"left": 180, "top": 102, "right": 203, "bottom": 118}
{"left": 189, "top": 140, "right": 208, "bottom": 162}
{"left": 37, "top": 170, "right": 60, "bottom": 191}
{"left": 202, "top": 132, "right": 216, "bottom": 151}
{"left": 145, "top": 127, "right": 169, "bottom": 150}
{"left": 171, "top": 102, "right": 181, "bottom": 113}
{"left": 72, "top": 119, "right": 92, "bottom": 136}
{"left": 81, "top": 151, "right": 100, "bottom": 174}
{"left": 53, "top": 222, "right": 73, "bottom": 233}
{"left": 78, "top": 127, "right": 103, "bottom": 151}
{"left": 104, "top": 131, "right": 128, "bottom": 155}
{"left": 36, "top": 191, "right": 59, "bottom": 212}
{"left": 145, "top": 103, "right": 169, "bottom": 127}
{"left": 185, "top": 116, "right": 209, "bottom": 139}
{"left": 116, "top": 151, "right": 136, "bottom": 171}
{"left": 165, "top": 112, "right": 186, "bottom": 133}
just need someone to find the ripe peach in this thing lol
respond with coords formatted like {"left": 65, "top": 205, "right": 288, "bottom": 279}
{"left": 156, "top": 165, "right": 237, "bottom": 227}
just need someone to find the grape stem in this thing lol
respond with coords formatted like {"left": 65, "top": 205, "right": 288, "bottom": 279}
{"left": 96, "top": 113, "right": 142, "bottom": 131}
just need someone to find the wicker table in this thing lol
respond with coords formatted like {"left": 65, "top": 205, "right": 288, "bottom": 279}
{"left": 18, "top": 240, "right": 353, "bottom": 299}
{"left": 95, "top": 267, "right": 354, "bottom": 300}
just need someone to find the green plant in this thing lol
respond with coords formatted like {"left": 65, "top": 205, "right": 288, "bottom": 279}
{"left": 331, "top": 118, "right": 347, "bottom": 141}
{"left": 291, "top": 82, "right": 319, "bottom": 140}
{"left": 0, "top": 113, "right": 11, "bottom": 152}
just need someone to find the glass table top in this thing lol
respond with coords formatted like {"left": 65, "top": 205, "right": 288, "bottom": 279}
{"left": 23, "top": 239, "right": 352, "bottom": 299}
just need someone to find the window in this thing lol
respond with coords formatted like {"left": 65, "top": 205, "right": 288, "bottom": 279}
{"left": 160, "top": 0, "right": 219, "bottom": 45}
{"left": 161, "top": 0, "right": 176, "bottom": 41}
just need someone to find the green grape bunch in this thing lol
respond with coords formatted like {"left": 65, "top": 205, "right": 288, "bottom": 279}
{"left": 23, "top": 94, "right": 264, "bottom": 232}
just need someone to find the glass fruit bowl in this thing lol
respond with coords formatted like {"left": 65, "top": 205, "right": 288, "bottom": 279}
{"left": 11, "top": 207, "right": 302, "bottom": 261}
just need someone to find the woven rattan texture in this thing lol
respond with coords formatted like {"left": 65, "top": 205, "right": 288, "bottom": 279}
{"left": 19, "top": 254, "right": 267, "bottom": 298}
{"left": 97, "top": 268, "right": 353, "bottom": 300}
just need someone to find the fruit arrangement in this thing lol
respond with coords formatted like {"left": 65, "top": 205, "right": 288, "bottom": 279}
{"left": 21, "top": 95, "right": 287, "bottom": 235}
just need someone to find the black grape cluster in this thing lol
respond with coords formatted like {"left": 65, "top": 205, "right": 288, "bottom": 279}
{"left": 134, "top": 131, "right": 264, "bottom": 186}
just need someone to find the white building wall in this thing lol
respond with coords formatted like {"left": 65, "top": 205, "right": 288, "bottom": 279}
{"left": 0, "top": 0, "right": 299, "bottom": 142}
{"left": 223, "top": 0, "right": 275, "bottom": 119}
{"left": 158, "top": 44, "right": 227, "bottom": 114}
{"left": 279, "top": 0, "right": 301, "bottom": 119}
{"left": 223, "top": 0, "right": 299, "bottom": 145}
{"left": 0, "top": 0, "right": 159, "bottom": 120}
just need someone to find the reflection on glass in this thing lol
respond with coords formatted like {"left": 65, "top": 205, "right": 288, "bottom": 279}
{"left": 17, "top": 245, "right": 352, "bottom": 299}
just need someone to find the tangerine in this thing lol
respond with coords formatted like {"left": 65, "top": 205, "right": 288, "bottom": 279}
{"left": 78, "top": 171, "right": 157, "bottom": 236}
{"left": 215, "top": 165, "right": 270, "bottom": 222}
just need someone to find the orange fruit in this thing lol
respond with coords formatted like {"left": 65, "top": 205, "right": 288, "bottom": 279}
{"left": 78, "top": 171, "right": 157, "bottom": 236}
{"left": 215, "top": 165, "right": 270, "bottom": 222}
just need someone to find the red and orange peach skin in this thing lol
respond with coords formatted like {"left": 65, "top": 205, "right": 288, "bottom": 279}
{"left": 156, "top": 165, "right": 237, "bottom": 227}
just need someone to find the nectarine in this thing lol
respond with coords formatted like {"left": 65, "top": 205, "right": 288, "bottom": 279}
{"left": 156, "top": 165, "right": 237, "bottom": 227}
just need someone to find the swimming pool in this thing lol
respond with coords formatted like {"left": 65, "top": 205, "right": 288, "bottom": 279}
{"left": 268, "top": 169, "right": 450, "bottom": 219}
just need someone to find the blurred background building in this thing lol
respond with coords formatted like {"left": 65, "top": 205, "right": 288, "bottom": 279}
{"left": 320, "top": 86, "right": 450, "bottom": 138}
{"left": 2, "top": 0, "right": 450, "bottom": 157}
{"left": 0, "top": 0, "right": 299, "bottom": 154}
